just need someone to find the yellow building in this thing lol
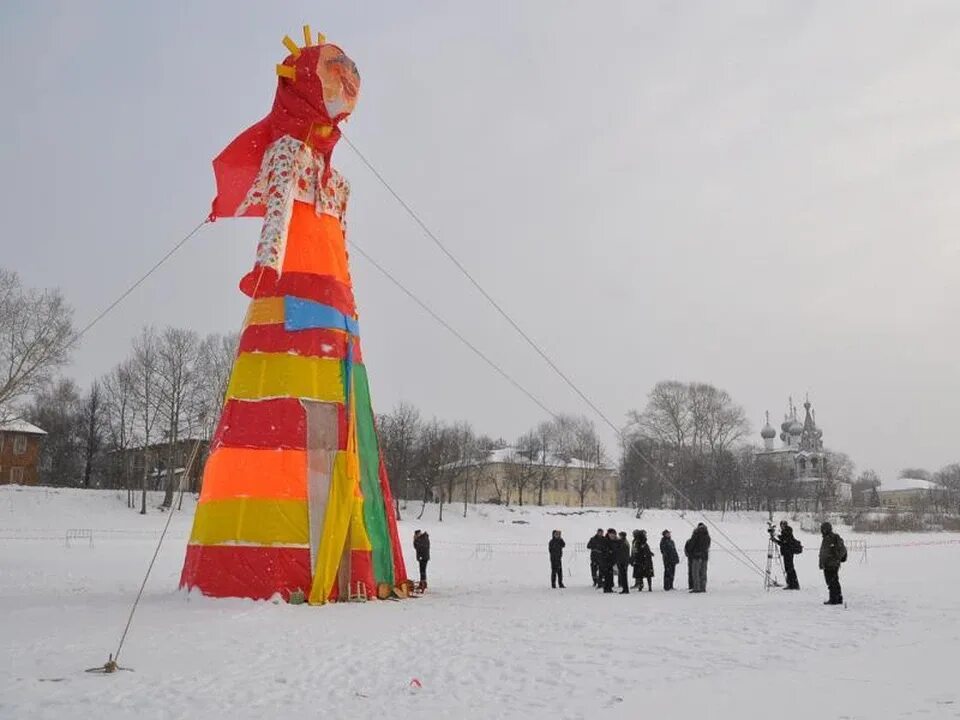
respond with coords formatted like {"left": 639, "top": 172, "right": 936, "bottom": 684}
{"left": 452, "top": 447, "right": 620, "bottom": 508}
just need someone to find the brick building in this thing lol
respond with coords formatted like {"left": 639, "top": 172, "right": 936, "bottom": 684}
{"left": 0, "top": 419, "right": 47, "bottom": 486}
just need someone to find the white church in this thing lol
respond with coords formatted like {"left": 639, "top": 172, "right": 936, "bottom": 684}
{"left": 756, "top": 396, "right": 853, "bottom": 508}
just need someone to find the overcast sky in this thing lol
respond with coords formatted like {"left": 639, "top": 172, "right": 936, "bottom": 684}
{"left": 2, "top": 1, "right": 958, "bottom": 487}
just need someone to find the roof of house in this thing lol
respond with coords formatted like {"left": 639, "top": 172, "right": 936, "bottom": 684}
{"left": 447, "top": 446, "right": 614, "bottom": 472}
{"left": 881, "top": 477, "right": 941, "bottom": 492}
{"left": 0, "top": 419, "right": 47, "bottom": 435}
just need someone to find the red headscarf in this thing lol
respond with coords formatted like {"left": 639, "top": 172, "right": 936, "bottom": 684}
{"left": 210, "top": 42, "right": 360, "bottom": 219}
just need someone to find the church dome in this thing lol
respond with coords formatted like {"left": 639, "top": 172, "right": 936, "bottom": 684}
{"left": 789, "top": 419, "right": 803, "bottom": 436}
{"left": 761, "top": 422, "right": 776, "bottom": 440}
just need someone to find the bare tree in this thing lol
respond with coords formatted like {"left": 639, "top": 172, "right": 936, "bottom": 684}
{"left": 156, "top": 328, "right": 203, "bottom": 508}
{"left": 569, "top": 417, "right": 604, "bottom": 508}
{"left": 195, "top": 332, "right": 238, "bottom": 440}
{"left": 101, "top": 360, "right": 139, "bottom": 504}
{"left": 131, "top": 328, "right": 161, "bottom": 514}
{"left": 78, "top": 380, "right": 105, "bottom": 488}
{"left": 24, "top": 378, "right": 82, "bottom": 485}
{"left": 933, "top": 463, "right": 960, "bottom": 491}
{"left": 378, "top": 401, "right": 422, "bottom": 517}
{"left": 0, "top": 269, "right": 74, "bottom": 421}
{"left": 628, "top": 381, "right": 691, "bottom": 450}
{"left": 505, "top": 431, "right": 541, "bottom": 506}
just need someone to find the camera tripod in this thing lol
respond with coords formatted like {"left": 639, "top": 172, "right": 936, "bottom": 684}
{"left": 764, "top": 527, "right": 784, "bottom": 591}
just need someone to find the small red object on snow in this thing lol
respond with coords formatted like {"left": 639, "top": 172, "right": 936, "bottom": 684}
{"left": 409, "top": 678, "right": 422, "bottom": 689}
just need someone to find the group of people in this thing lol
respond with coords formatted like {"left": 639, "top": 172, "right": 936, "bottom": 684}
{"left": 548, "top": 519, "right": 848, "bottom": 604}
{"left": 769, "top": 519, "right": 847, "bottom": 603}
{"left": 559, "top": 523, "right": 713, "bottom": 594}
{"left": 417, "top": 516, "right": 848, "bottom": 606}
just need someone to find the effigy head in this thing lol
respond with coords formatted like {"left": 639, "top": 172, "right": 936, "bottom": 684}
{"left": 274, "top": 26, "right": 361, "bottom": 149}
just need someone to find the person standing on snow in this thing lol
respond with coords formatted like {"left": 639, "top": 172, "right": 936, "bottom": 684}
{"left": 631, "top": 530, "right": 655, "bottom": 591}
{"left": 413, "top": 530, "right": 430, "bottom": 591}
{"left": 818, "top": 521, "right": 847, "bottom": 605}
{"left": 659, "top": 530, "right": 680, "bottom": 591}
{"left": 549, "top": 530, "right": 566, "bottom": 589}
{"left": 587, "top": 528, "right": 604, "bottom": 588}
{"left": 616, "top": 531, "right": 631, "bottom": 594}
{"left": 683, "top": 535, "right": 694, "bottom": 589}
{"left": 600, "top": 528, "right": 619, "bottom": 593}
{"left": 687, "top": 523, "right": 711, "bottom": 593}
{"left": 772, "top": 520, "right": 802, "bottom": 590}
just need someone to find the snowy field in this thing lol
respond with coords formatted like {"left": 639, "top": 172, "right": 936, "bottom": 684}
{"left": 1, "top": 486, "right": 959, "bottom": 720}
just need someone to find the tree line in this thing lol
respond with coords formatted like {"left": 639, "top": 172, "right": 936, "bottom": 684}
{"left": 619, "top": 380, "right": 857, "bottom": 514}
{"left": 5, "top": 267, "right": 958, "bottom": 516}
{"left": 377, "top": 402, "right": 608, "bottom": 520}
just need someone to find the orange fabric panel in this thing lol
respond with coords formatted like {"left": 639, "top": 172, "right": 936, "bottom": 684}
{"left": 199, "top": 447, "right": 308, "bottom": 502}
{"left": 243, "top": 297, "right": 285, "bottom": 327}
{"left": 281, "top": 201, "right": 351, "bottom": 284}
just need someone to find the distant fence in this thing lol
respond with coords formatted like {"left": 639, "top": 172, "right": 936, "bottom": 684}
{"left": 0, "top": 528, "right": 159, "bottom": 542}
{"left": 65, "top": 528, "right": 94, "bottom": 548}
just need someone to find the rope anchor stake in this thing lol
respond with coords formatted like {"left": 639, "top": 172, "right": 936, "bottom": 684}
{"left": 85, "top": 654, "right": 133, "bottom": 674}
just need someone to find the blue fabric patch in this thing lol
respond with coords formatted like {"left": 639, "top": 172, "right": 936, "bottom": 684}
{"left": 284, "top": 296, "right": 360, "bottom": 336}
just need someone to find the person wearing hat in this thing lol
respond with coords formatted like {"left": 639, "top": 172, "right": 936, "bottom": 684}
{"left": 600, "top": 528, "right": 619, "bottom": 593}
{"left": 631, "top": 530, "right": 655, "bottom": 591}
{"left": 587, "top": 528, "right": 604, "bottom": 588}
{"left": 659, "top": 529, "right": 680, "bottom": 591}
{"left": 413, "top": 530, "right": 430, "bottom": 592}
{"left": 687, "top": 523, "right": 711, "bottom": 593}
{"left": 818, "top": 521, "right": 847, "bottom": 605}
{"left": 771, "top": 520, "right": 802, "bottom": 590}
{"left": 548, "top": 529, "right": 566, "bottom": 589}
{"left": 616, "top": 531, "right": 631, "bottom": 594}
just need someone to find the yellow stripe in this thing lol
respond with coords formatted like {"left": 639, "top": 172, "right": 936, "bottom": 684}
{"left": 226, "top": 352, "right": 344, "bottom": 402}
{"left": 190, "top": 498, "right": 308, "bottom": 546}
{"left": 243, "top": 297, "right": 285, "bottom": 327}
{"left": 308, "top": 452, "right": 357, "bottom": 604}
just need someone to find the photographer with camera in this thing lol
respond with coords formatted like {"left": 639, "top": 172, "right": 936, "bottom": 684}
{"left": 769, "top": 520, "right": 802, "bottom": 590}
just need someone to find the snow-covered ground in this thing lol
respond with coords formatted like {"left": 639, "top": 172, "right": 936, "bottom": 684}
{"left": 1, "top": 486, "right": 958, "bottom": 720}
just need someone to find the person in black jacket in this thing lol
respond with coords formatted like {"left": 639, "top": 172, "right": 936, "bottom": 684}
{"left": 616, "top": 531, "right": 631, "bottom": 594}
{"left": 631, "top": 530, "right": 655, "bottom": 591}
{"left": 687, "top": 523, "right": 711, "bottom": 593}
{"left": 587, "top": 528, "right": 604, "bottom": 588}
{"left": 819, "top": 521, "right": 847, "bottom": 605}
{"left": 600, "top": 528, "right": 619, "bottom": 593}
{"left": 659, "top": 530, "right": 680, "bottom": 591}
{"left": 548, "top": 530, "right": 566, "bottom": 588}
{"left": 684, "top": 536, "right": 693, "bottom": 589}
{"left": 413, "top": 530, "right": 430, "bottom": 591}
{"left": 772, "top": 520, "right": 801, "bottom": 590}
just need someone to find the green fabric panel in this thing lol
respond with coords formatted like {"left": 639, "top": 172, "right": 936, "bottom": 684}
{"left": 353, "top": 364, "right": 394, "bottom": 586}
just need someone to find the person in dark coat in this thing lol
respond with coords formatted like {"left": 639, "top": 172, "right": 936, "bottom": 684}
{"left": 659, "top": 530, "right": 680, "bottom": 591}
{"left": 548, "top": 530, "right": 566, "bottom": 589}
{"left": 587, "top": 528, "right": 604, "bottom": 588}
{"left": 687, "top": 523, "right": 711, "bottom": 593}
{"left": 413, "top": 530, "right": 430, "bottom": 591}
{"left": 819, "top": 521, "right": 846, "bottom": 605}
{"left": 600, "top": 528, "right": 619, "bottom": 593}
{"left": 772, "top": 520, "right": 801, "bottom": 590}
{"left": 616, "top": 531, "right": 631, "bottom": 594}
{"left": 631, "top": 530, "right": 655, "bottom": 591}
{"left": 684, "top": 536, "right": 693, "bottom": 589}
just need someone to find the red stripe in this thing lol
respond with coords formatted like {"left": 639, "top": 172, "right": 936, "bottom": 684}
{"left": 379, "top": 450, "right": 408, "bottom": 584}
{"left": 212, "top": 398, "right": 307, "bottom": 450}
{"left": 239, "top": 267, "right": 356, "bottom": 316}
{"left": 180, "top": 544, "right": 311, "bottom": 601}
{"left": 211, "top": 398, "right": 349, "bottom": 452}
{"left": 239, "top": 323, "right": 362, "bottom": 362}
